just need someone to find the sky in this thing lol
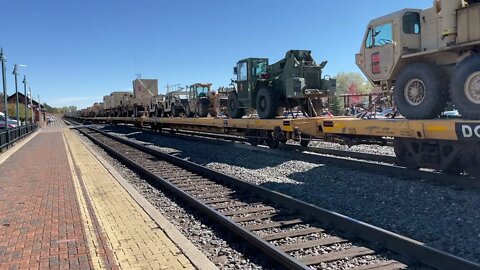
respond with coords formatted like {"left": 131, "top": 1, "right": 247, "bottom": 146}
{"left": 0, "top": 0, "right": 432, "bottom": 109}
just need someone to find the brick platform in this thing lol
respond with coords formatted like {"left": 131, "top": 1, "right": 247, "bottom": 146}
{"left": 0, "top": 124, "right": 216, "bottom": 270}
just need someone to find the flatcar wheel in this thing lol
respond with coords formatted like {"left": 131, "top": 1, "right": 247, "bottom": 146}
{"left": 265, "top": 138, "right": 280, "bottom": 149}
{"left": 393, "top": 139, "right": 419, "bottom": 169}
{"left": 248, "top": 137, "right": 259, "bottom": 146}
{"left": 300, "top": 139, "right": 310, "bottom": 147}
{"left": 442, "top": 162, "right": 463, "bottom": 175}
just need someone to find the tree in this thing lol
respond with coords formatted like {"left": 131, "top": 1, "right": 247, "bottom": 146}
{"left": 335, "top": 72, "right": 373, "bottom": 95}
{"left": 328, "top": 96, "right": 342, "bottom": 116}
{"left": 347, "top": 83, "right": 362, "bottom": 105}
{"left": 42, "top": 103, "right": 56, "bottom": 113}
{"left": 7, "top": 103, "right": 33, "bottom": 122}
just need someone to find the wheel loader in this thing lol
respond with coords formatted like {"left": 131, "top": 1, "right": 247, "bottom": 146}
{"left": 185, "top": 83, "right": 226, "bottom": 117}
{"left": 356, "top": 0, "right": 480, "bottom": 119}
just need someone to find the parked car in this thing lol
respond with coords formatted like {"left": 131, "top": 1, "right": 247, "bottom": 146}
{"left": 0, "top": 117, "right": 19, "bottom": 128}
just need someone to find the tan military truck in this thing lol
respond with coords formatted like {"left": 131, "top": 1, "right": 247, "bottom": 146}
{"left": 356, "top": 0, "right": 480, "bottom": 119}
{"left": 132, "top": 79, "right": 158, "bottom": 117}
{"left": 121, "top": 92, "right": 134, "bottom": 117}
{"left": 103, "top": 95, "right": 111, "bottom": 116}
{"left": 110, "top": 91, "right": 132, "bottom": 117}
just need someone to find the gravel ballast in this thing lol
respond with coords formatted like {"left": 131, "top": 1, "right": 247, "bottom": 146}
{"left": 77, "top": 131, "right": 275, "bottom": 270}
{"left": 94, "top": 125, "right": 480, "bottom": 264}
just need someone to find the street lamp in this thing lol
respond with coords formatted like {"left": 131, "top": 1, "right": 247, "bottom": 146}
{"left": 22, "top": 76, "right": 28, "bottom": 124}
{"left": 1, "top": 49, "right": 8, "bottom": 130}
{"left": 12, "top": 64, "right": 27, "bottom": 125}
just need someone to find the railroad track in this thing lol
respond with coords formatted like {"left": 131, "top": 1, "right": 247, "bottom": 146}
{"left": 82, "top": 122, "right": 480, "bottom": 190}
{"left": 65, "top": 118, "right": 397, "bottom": 164}
{"left": 76, "top": 126, "right": 480, "bottom": 270}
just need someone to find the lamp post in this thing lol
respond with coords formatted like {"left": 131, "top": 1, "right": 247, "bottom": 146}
{"left": 1, "top": 49, "right": 8, "bottom": 130}
{"left": 23, "top": 76, "right": 28, "bottom": 124}
{"left": 12, "top": 64, "right": 27, "bottom": 125}
{"left": 29, "top": 87, "right": 33, "bottom": 123}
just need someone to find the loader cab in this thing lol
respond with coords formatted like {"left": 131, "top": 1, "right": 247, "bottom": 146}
{"left": 356, "top": 9, "right": 422, "bottom": 90}
{"left": 234, "top": 58, "right": 268, "bottom": 107}
{"left": 189, "top": 83, "right": 212, "bottom": 99}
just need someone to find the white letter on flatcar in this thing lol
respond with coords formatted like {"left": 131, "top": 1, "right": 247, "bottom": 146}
{"left": 462, "top": 125, "right": 473, "bottom": 137}
{"left": 475, "top": 126, "right": 480, "bottom": 138}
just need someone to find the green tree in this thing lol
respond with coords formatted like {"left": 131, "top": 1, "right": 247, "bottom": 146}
{"left": 7, "top": 103, "right": 33, "bottom": 122}
{"left": 335, "top": 72, "right": 373, "bottom": 95}
{"left": 328, "top": 96, "right": 343, "bottom": 116}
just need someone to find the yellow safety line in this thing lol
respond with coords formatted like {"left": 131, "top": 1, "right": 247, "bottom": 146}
{"left": 63, "top": 131, "right": 105, "bottom": 270}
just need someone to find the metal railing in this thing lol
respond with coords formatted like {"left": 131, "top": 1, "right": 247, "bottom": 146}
{"left": 0, "top": 124, "right": 38, "bottom": 151}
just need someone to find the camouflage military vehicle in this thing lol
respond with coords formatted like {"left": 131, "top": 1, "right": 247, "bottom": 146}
{"left": 228, "top": 50, "right": 336, "bottom": 119}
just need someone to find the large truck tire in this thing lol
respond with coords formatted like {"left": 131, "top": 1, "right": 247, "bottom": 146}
{"left": 185, "top": 105, "right": 194, "bottom": 118}
{"left": 393, "top": 62, "right": 447, "bottom": 119}
{"left": 172, "top": 105, "right": 180, "bottom": 117}
{"left": 198, "top": 101, "right": 209, "bottom": 117}
{"left": 256, "top": 88, "right": 279, "bottom": 119}
{"left": 227, "top": 91, "right": 245, "bottom": 118}
{"left": 450, "top": 55, "right": 480, "bottom": 119}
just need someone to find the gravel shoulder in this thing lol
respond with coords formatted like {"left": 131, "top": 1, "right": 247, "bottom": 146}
{"left": 96, "top": 125, "right": 480, "bottom": 264}
{"left": 77, "top": 130, "right": 278, "bottom": 270}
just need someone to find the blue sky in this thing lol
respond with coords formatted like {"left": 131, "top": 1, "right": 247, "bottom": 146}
{"left": 0, "top": 0, "right": 431, "bottom": 109}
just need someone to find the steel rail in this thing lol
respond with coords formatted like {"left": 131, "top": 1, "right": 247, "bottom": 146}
{"left": 77, "top": 126, "right": 480, "bottom": 270}
{"left": 93, "top": 123, "right": 480, "bottom": 190}
{"left": 77, "top": 127, "right": 309, "bottom": 269}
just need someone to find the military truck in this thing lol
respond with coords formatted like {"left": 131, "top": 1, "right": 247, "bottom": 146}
{"left": 120, "top": 92, "right": 134, "bottom": 117}
{"left": 160, "top": 90, "right": 189, "bottom": 117}
{"left": 356, "top": 0, "right": 480, "bottom": 119}
{"left": 228, "top": 50, "right": 336, "bottom": 119}
{"left": 110, "top": 91, "right": 132, "bottom": 117}
{"left": 132, "top": 79, "right": 158, "bottom": 117}
{"left": 103, "top": 95, "right": 111, "bottom": 116}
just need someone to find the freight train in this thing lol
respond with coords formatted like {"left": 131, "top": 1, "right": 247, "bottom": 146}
{"left": 84, "top": 79, "right": 229, "bottom": 119}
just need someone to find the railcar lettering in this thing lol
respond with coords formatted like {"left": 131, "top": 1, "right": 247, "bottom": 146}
{"left": 456, "top": 123, "right": 480, "bottom": 141}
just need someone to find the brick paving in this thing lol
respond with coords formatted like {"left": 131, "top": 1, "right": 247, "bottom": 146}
{"left": 0, "top": 125, "right": 213, "bottom": 270}
{"left": 0, "top": 129, "right": 93, "bottom": 269}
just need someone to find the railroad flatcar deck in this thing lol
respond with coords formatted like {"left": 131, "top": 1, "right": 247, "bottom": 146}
{"left": 76, "top": 116, "right": 480, "bottom": 174}
{"left": 81, "top": 116, "right": 480, "bottom": 142}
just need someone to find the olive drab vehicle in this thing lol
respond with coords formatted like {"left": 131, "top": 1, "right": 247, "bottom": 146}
{"left": 356, "top": 0, "right": 480, "bottom": 119}
{"left": 185, "top": 83, "right": 214, "bottom": 117}
{"left": 228, "top": 50, "right": 336, "bottom": 119}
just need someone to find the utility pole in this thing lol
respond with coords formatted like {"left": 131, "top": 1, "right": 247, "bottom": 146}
{"left": 1, "top": 49, "right": 8, "bottom": 130}
{"left": 23, "top": 76, "right": 27, "bottom": 124}
{"left": 12, "top": 65, "right": 19, "bottom": 125}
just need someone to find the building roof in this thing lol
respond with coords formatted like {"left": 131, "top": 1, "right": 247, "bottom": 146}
{"left": 5, "top": 93, "right": 43, "bottom": 108}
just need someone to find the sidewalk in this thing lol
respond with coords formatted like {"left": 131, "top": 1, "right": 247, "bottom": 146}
{"left": 0, "top": 125, "right": 216, "bottom": 270}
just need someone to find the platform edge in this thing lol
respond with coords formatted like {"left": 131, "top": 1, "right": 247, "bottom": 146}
{"left": 74, "top": 130, "right": 219, "bottom": 270}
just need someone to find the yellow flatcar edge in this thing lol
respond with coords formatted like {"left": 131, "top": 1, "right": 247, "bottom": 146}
{"left": 80, "top": 116, "right": 480, "bottom": 142}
